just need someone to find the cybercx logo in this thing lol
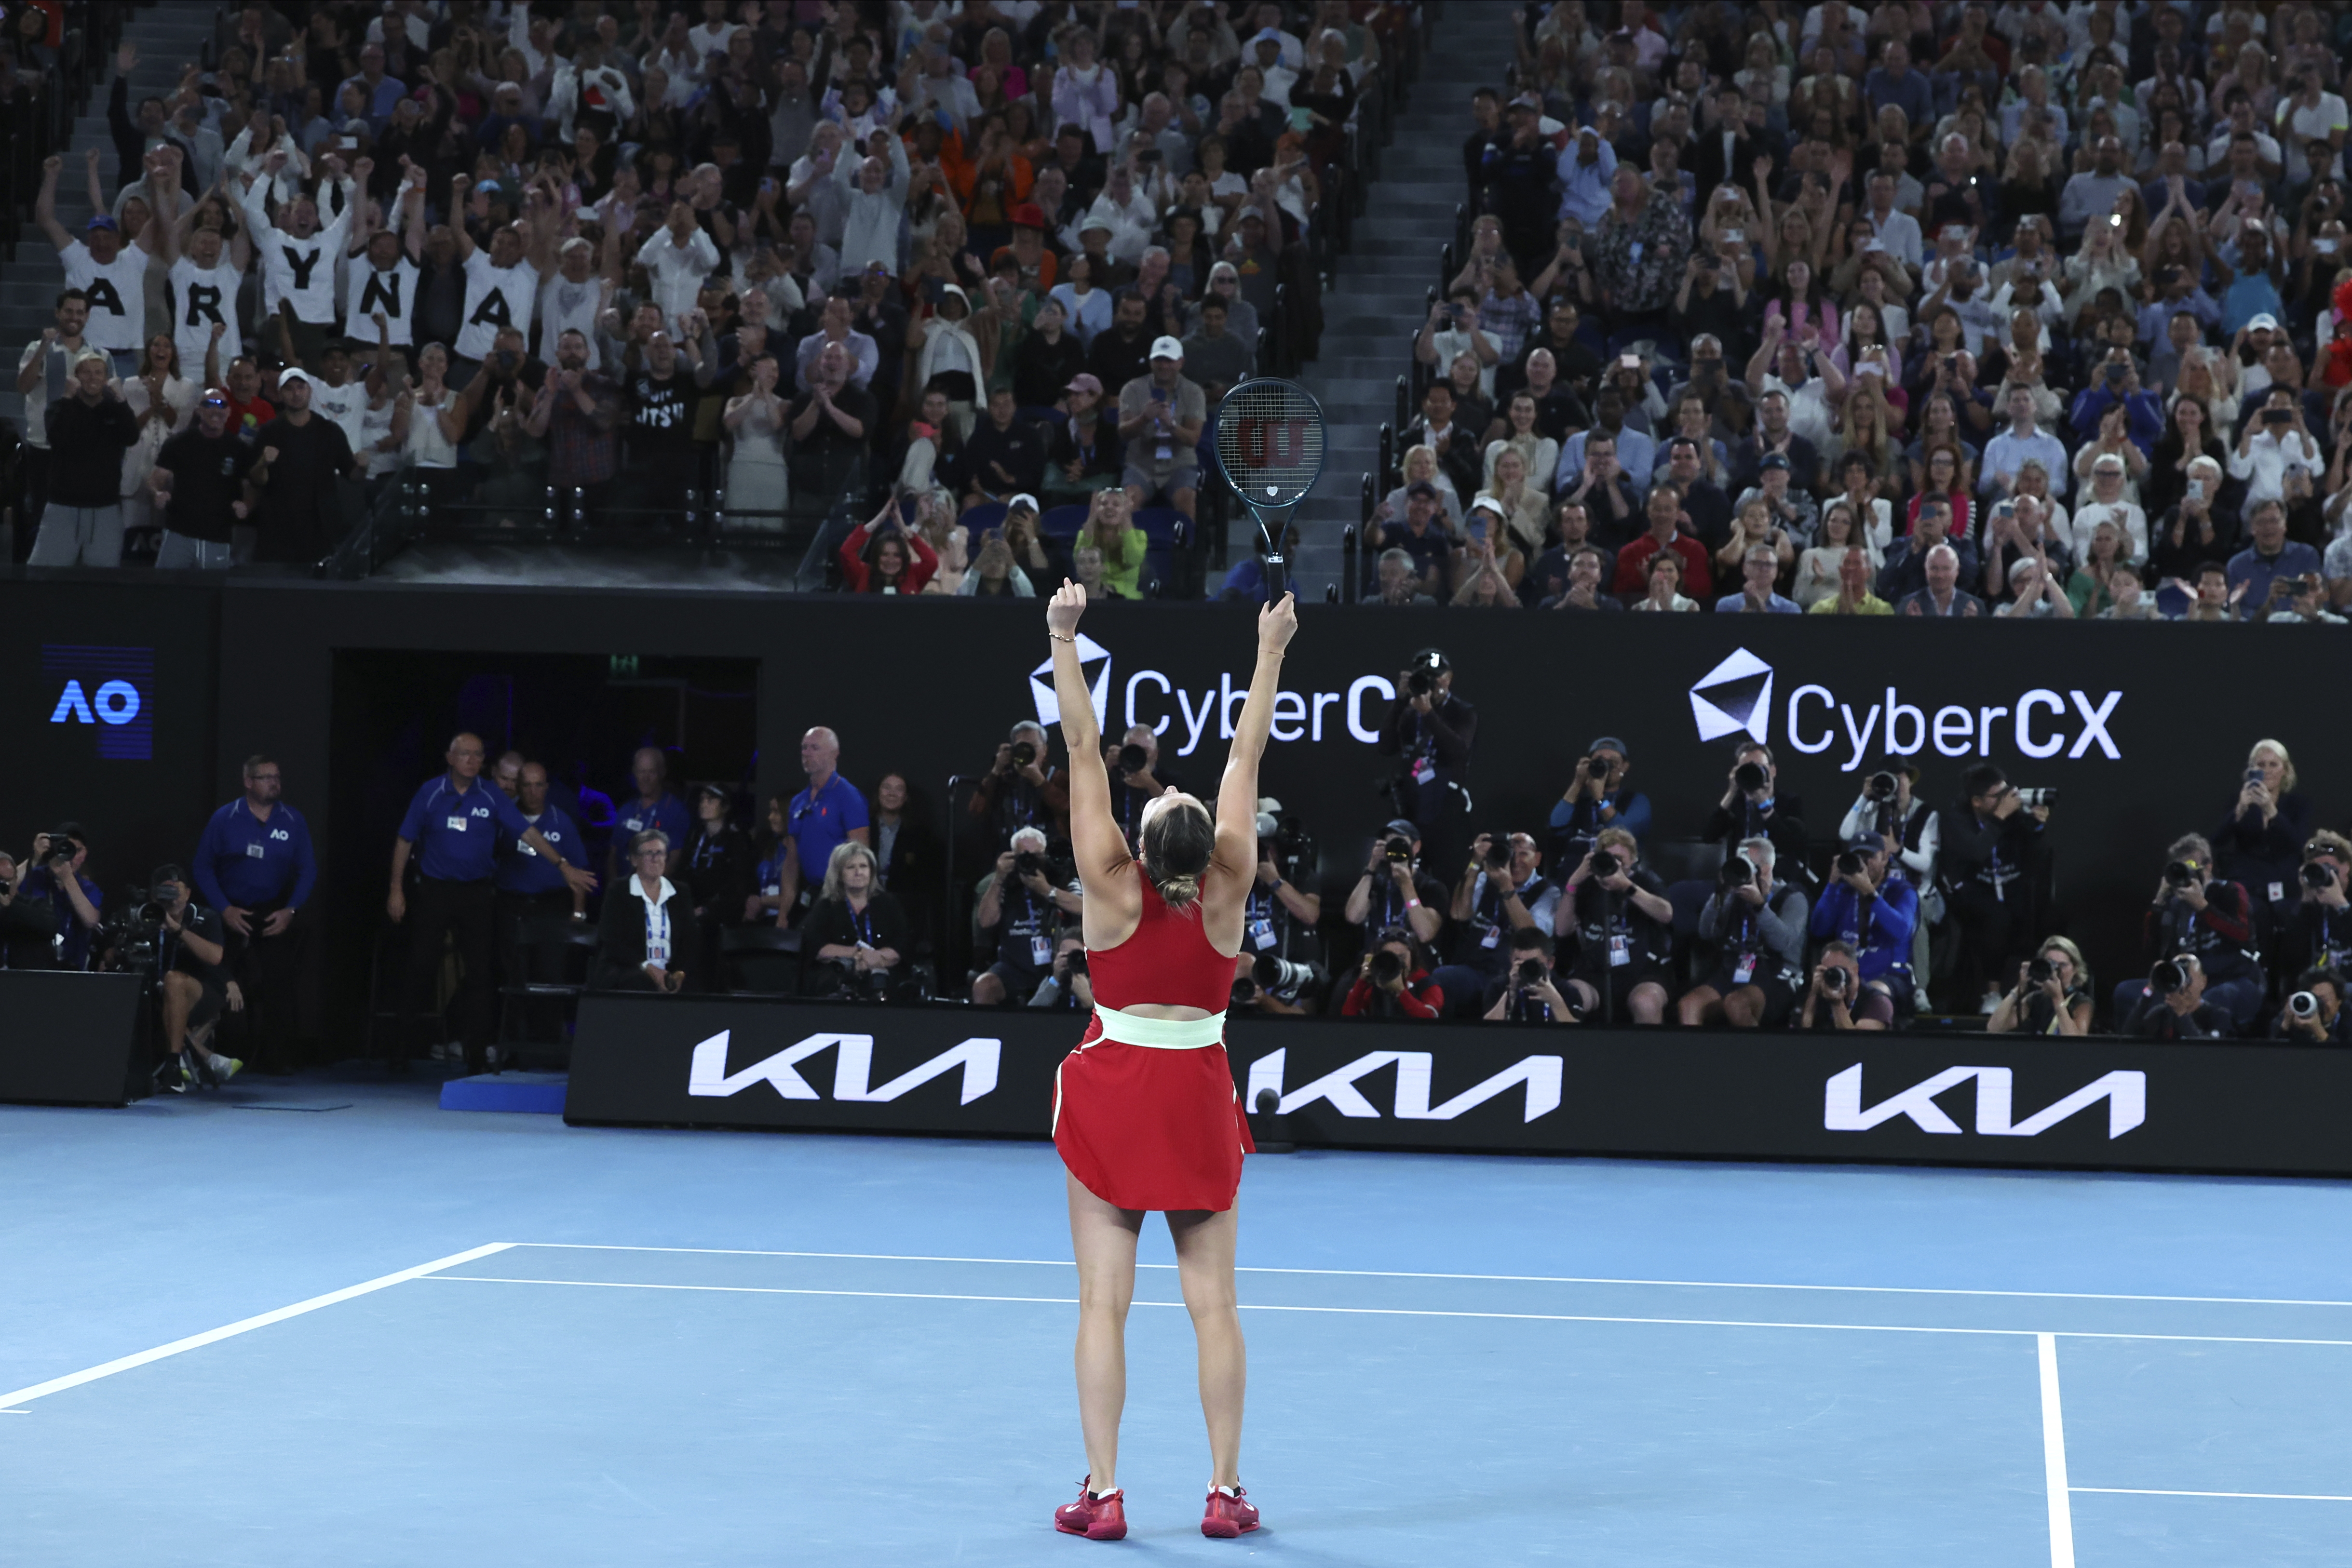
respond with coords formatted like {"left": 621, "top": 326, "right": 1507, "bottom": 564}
{"left": 1690, "top": 648, "right": 2123, "bottom": 773}
{"left": 1825, "top": 1063, "right": 2146, "bottom": 1140}
{"left": 1245, "top": 1048, "right": 1562, "bottom": 1123}
{"left": 686, "top": 1030, "right": 1000, "bottom": 1104}
{"left": 1027, "top": 634, "right": 1399, "bottom": 758}
{"left": 44, "top": 644, "right": 153, "bottom": 761}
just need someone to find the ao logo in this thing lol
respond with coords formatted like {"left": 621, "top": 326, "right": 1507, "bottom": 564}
{"left": 1825, "top": 1063, "right": 2146, "bottom": 1140}
{"left": 1245, "top": 1048, "right": 1562, "bottom": 1123}
{"left": 42, "top": 644, "right": 154, "bottom": 761}
{"left": 1690, "top": 648, "right": 2123, "bottom": 773}
{"left": 687, "top": 1030, "right": 1000, "bottom": 1104}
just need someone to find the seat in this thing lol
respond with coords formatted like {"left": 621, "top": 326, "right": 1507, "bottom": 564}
{"left": 957, "top": 501, "right": 1008, "bottom": 537}
{"left": 1039, "top": 503, "right": 1091, "bottom": 541}
{"left": 496, "top": 914, "right": 599, "bottom": 1066}
{"left": 720, "top": 925, "right": 802, "bottom": 995}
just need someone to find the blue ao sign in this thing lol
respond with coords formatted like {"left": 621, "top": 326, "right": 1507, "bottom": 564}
{"left": 44, "top": 644, "right": 153, "bottom": 761}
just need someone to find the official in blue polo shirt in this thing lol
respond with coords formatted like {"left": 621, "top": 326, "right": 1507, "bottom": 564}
{"left": 389, "top": 732, "right": 595, "bottom": 1073}
{"left": 495, "top": 759, "right": 590, "bottom": 1044}
{"left": 778, "top": 725, "right": 869, "bottom": 923}
{"left": 607, "top": 746, "right": 693, "bottom": 885}
{"left": 192, "top": 753, "right": 318, "bottom": 1072}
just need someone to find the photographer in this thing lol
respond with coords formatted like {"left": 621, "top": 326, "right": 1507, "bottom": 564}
{"left": 1808, "top": 835, "right": 1920, "bottom": 1014}
{"left": 1987, "top": 937, "right": 2095, "bottom": 1036}
{"left": 1840, "top": 760, "right": 1940, "bottom": 994}
{"left": 970, "top": 826, "right": 1082, "bottom": 1005}
{"left": 803, "top": 842, "right": 912, "bottom": 1001}
{"left": 1341, "top": 820, "right": 1447, "bottom": 953}
{"left": 1433, "top": 831, "right": 1553, "bottom": 1019}
{"left": 1554, "top": 829, "right": 1675, "bottom": 1024}
{"left": 192, "top": 756, "right": 316, "bottom": 1073}
{"left": 1231, "top": 816, "right": 1324, "bottom": 1017}
{"left": 2271, "top": 972, "right": 2349, "bottom": 1046}
{"left": 1102, "top": 724, "right": 1183, "bottom": 848}
{"left": 150, "top": 866, "right": 245, "bottom": 1090}
{"left": 1678, "top": 837, "right": 1809, "bottom": 1028}
{"left": 2280, "top": 832, "right": 2352, "bottom": 976}
{"left": 2116, "top": 954, "right": 2231, "bottom": 1041}
{"left": 2112, "top": 834, "right": 2262, "bottom": 1033}
{"left": 1942, "top": 765, "right": 2049, "bottom": 1013}
{"left": 1339, "top": 925, "right": 1445, "bottom": 1019}
{"left": 1550, "top": 735, "right": 1652, "bottom": 851}
{"left": 1482, "top": 927, "right": 1576, "bottom": 1023}
{"left": 1030, "top": 936, "right": 1096, "bottom": 1011}
{"left": 1703, "top": 742, "right": 1808, "bottom": 880}
{"left": 17, "top": 825, "right": 102, "bottom": 970}
{"left": 1798, "top": 941, "right": 1896, "bottom": 1032}
{"left": 1380, "top": 647, "right": 1477, "bottom": 867}
{"left": 969, "top": 719, "right": 1070, "bottom": 847}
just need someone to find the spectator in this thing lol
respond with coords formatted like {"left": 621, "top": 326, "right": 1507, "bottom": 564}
{"left": 34, "top": 152, "right": 159, "bottom": 375}
{"left": 30, "top": 349, "right": 139, "bottom": 567}
{"left": 16, "top": 289, "right": 93, "bottom": 542}
{"left": 1117, "top": 336, "right": 1206, "bottom": 524}
{"left": 2212, "top": 741, "right": 2311, "bottom": 923}
{"left": 679, "top": 783, "right": 755, "bottom": 954}
{"left": 594, "top": 830, "right": 697, "bottom": 994}
{"left": 1716, "top": 543, "right": 1803, "bottom": 614}
{"left": 2229, "top": 389, "right": 2323, "bottom": 516}
{"left": 1895, "top": 543, "right": 1987, "bottom": 618}
{"left": 1994, "top": 554, "right": 2076, "bottom": 618}
{"left": 1080, "top": 489, "right": 1150, "bottom": 600}
{"left": 247, "top": 369, "right": 360, "bottom": 563}
{"left": 788, "top": 340, "right": 875, "bottom": 501}
{"left": 960, "top": 384, "right": 1050, "bottom": 507}
{"left": 148, "top": 389, "right": 256, "bottom": 569}
{"left": 1810, "top": 546, "right": 1895, "bottom": 615}
{"left": 1982, "top": 386, "right": 2072, "bottom": 501}
{"left": 527, "top": 329, "right": 622, "bottom": 499}
{"left": 803, "top": 842, "right": 911, "bottom": 1000}
{"left": 1613, "top": 481, "right": 1714, "bottom": 599}
{"left": 2229, "top": 500, "right": 2324, "bottom": 621}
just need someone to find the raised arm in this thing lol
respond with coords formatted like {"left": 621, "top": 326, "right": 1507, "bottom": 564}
{"left": 1211, "top": 593, "right": 1300, "bottom": 874}
{"left": 1046, "top": 582, "right": 1129, "bottom": 890}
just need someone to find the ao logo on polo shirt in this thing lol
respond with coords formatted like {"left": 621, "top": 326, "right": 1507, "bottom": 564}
{"left": 43, "top": 644, "right": 153, "bottom": 761}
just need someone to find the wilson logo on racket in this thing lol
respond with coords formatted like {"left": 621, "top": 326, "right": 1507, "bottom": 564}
{"left": 1227, "top": 416, "right": 1317, "bottom": 494}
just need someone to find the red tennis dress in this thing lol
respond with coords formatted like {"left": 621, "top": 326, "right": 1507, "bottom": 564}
{"left": 1053, "top": 877, "right": 1254, "bottom": 1211}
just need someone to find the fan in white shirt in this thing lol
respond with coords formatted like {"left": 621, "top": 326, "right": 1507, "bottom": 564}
{"left": 240, "top": 149, "right": 359, "bottom": 333}
{"left": 157, "top": 188, "right": 255, "bottom": 384}
{"left": 634, "top": 202, "right": 722, "bottom": 327}
{"left": 448, "top": 173, "right": 552, "bottom": 363}
{"left": 2065, "top": 458, "right": 2149, "bottom": 561}
{"left": 34, "top": 148, "right": 164, "bottom": 361}
{"left": 343, "top": 166, "right": 426, "bottom": 349}
{"left": 538, "top": 238, "right": 611, "bottom": 372}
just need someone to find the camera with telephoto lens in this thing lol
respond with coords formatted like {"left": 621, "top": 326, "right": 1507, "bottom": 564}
{"left": 1820, "top": 963, "right": 1848, "bottom": 995}
{"left": 1369, "top": 947, "right": 1406, "bottom": 986}
{"left": 1116, "top": 742, "right": 1149, "bottom": 774}
{"left": 1589, "top": 847, "right": 1622, "bottom": 880}
{"left": 2289, "top": 989, "right": 2322, "bottom": 1020}
{"left": 1405, "top": 667, "right": 1433, "bottom": 697}
{"left": 1484, "top": 835, "right": 1511, "bottom": 871}
{"left": 2163, "top": 859, "right": 2199, "bottom": 887}
{"left": 2150, "top": 958, "right": 2190, "bottom": 995}
{"left": 1514, "top": 957, "right": 1548, "bottom": 991}
{"left": 1735, "top": 761, "right": 1768, "bottom": 794}
{"left": 1014, "top": 850, "right": 1044, "bottom": 877}
{"left": 45, "top": 827, "right": 79, "bottom": 871}
{"left": 2028, "top": 957, "right": 2055, "bottom": 985}
{"left": 1254, "top": 802, "right": 1317, "bottom": 884}
{"left": 1061, "top": 949, "right": 1088, "bottom": 977}
{"left": 1834, "top": 849, "right": 1865, "bottom": 877}
{"left": 1010, "top": 739, "right": 1037, "bottom": 768}
{"left": 1383, "top": 834, "right": 1414, "bottom": 863}
{"left": 2013, "top": 787, "right": 2057, "bottom": 808}
{"left": 1251, "top": 953, "right": 1315, "bottom": 1002}
{"left": 1865, "top": 770, "right": 1898, "bottom": 800}
{"left": 2303, "top": 860, "right": 2336, "bottom": 890}
{"left": 1718, "top": 850, "right": 1756, "bottom": 889}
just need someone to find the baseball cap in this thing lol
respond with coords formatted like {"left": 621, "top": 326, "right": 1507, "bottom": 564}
{"left": 85, "top": 214, "right": 118, "bottom": 232}
{"left": 1064, "top": 372, "right": 1103, "bottom": 396}
{"left": 1383, "top": 819, "right": 1420, "bottom": 842}
{"left": 1587, "top": 735, "right": 1629, "bottom": 760}
{"left": 1007, "top": 493, "right": 1039, "bottom": 515}
{"left": 1406, "top": 480, "right": 1438, "bottom": 498}
{"left": 2092, "top": 452, "right": 2126, "bottom": 472}
{"left": 1759, "top": 451, "right": 1791, "bottom": 471}
{"left": 1252, "top": 26, "right": 1284, "bottom": 44}
{"left": 71, "top": 347, "right": 110, "bottom": 370}
{"left": 1843, "top": 832, "right": 1886, "bottom": 854}
{"left": 276, "top": 367, "right": 313, "bottom": 387}
{"left": 1468, "top": 496, "right": 1503, "bottom": 516}
{"left": 2247, "top": 312, "right": 2280, "bottom": 332}
{"left": 1149, "top": 335, "right": 1185, "bottom": 360}
{"left": 1079, "top": 212, "right": 1114, "bottom": 233}
{"left": 863, "top": 256, "right": 894, "bottom": 277}
{"left": 1010, "top": 202, "right": 1047, "bottom": 230}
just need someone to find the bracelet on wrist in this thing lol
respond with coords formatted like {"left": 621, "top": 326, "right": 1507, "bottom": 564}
{"left": 1047, "top": 631, "right": 1074, "bottom": 643}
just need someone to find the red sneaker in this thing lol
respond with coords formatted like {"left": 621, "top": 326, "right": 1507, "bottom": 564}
{"left": 1054, "top": 1479, "right": 1128, "bottom": 1540}
{"left": 1201, "top": 1485, "right": 1259, "bottom": 1538}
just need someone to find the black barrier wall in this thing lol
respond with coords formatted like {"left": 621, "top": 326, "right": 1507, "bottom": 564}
{"left": 567, "top": 997, "right": 2352, "bottom": 1177}
{"left": 2, "top": 577, "right": 2342, "bottom": 1029}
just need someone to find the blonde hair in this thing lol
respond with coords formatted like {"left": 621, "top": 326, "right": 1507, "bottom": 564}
{"left": 1140, "top": 796, "right": 1214, "bottom": 911}
{"left": 1595, "top": 826, "right": 1638, "bottom": 857}
{"left": 821, "top": 840, "right": 881, "bottom": 903}
{"left": 2249, "top": 739, "right": 2298, "bottom": 794}
{"left": 2038, "top": 935, "right": 2092, "bottom": 998}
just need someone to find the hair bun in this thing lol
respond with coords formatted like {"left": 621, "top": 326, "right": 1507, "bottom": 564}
{"left": 1154, "top": 871, "right": 1203, "bottom": 911}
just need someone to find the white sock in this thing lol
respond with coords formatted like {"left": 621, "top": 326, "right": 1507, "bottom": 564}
{"left": 1090, "top": 1485, "right": 1117, "bottom": 1500}
{"left": 1214, "top": 1484, "right": 1240, "bottom": 1497}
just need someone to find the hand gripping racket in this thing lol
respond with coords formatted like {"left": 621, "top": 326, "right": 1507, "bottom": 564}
{"left": 1212, "top": 377, "right": 1326, "bottom": 602}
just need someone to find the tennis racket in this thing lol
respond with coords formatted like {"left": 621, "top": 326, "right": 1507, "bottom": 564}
{"left": 1212, "top": 377, "right": 1327, "bottom": 602}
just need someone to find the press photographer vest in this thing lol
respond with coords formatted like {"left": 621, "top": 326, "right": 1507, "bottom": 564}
{"left": 2160, "top": 884, "right": 2260, "bottom": 982}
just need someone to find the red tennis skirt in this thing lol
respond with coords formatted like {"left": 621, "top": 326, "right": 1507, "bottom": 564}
{"left": 1053, "top": 1018, "right": 1253, "bottom": 1213}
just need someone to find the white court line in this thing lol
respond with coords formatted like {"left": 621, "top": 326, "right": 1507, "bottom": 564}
{"left": 2039, "top": 1334, "right": 2076, "bottom": 1568}
{"left": 417, "top": 1276, "right": 2352, "bottom": 1346}
{"left": 511, "top": 1245, "right": 2352, "bottom": 1310}
{"left": 0, "top": 1243, "right": 515, "bottom": 1412}
{"left": 2073, "top": 1487, "right": 2352, "bottom": 1502}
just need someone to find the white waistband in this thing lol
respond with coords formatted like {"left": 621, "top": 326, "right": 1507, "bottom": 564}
{"left": 1091, "top": 1004, "right": 1227, "bottom": 1049}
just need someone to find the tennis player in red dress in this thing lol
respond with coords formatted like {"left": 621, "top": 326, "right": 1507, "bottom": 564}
{"left": 1042, "top": 578, "right": 1297, "bottom": 1543}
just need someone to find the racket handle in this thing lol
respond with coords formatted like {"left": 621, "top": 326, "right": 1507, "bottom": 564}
{"left": 1265, "top": 553, "right": 1286, "bottom": 603}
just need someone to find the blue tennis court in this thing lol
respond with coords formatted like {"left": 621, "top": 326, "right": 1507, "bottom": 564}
{"left": 5, "top": 1075, "right": 2347, "bottom": 1565}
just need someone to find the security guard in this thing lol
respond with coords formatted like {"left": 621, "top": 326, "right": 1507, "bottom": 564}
{"left": 191, "top": 754, "right": 317, "bottom": 1073}
{"left": 389, "top": 732, "right": 594, "bottom": 1072}
{"left": 494, "top": 759, "right": 589, "bottom": 1044}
